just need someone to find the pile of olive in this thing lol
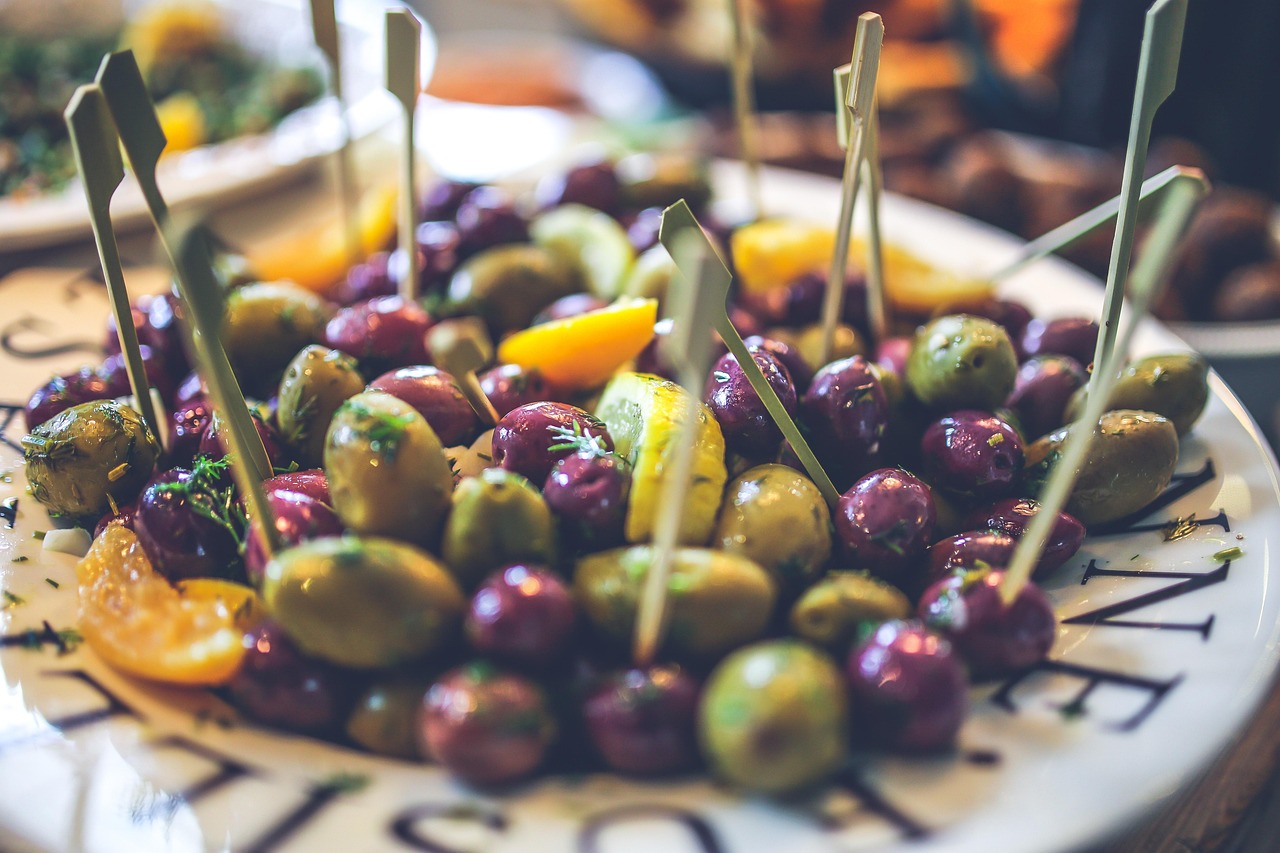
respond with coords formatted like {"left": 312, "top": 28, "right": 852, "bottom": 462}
{"left": 20, "top": 152, "right": 1212, "bottom": 796}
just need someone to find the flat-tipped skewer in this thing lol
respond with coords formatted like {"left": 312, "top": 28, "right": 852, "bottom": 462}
{"left": 385, "top": 8, "right": 422, "bottom": 301}
{"left": 428, "top": 324, "right": 501, "bottom": 427}
{"left": 726, "top": 0, "right": 763, "bottom": 221}
{"left": 660, "top": 200, "right": 840, "bottom": 510}
{"left": 821, "top": 13, "right": 884, "bottom": 365}
{"left": 64, "top": 85, "right": 161, "bottom": 447}
{"left": 309, "top": 0, "right": 361, "bottom": 268}
{"left": 998, "top": 171, "right": 1208, "bottom": 605}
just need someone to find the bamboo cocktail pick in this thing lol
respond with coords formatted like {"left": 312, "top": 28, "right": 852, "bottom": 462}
{"left": 96, "top": 50, "right": 273, "bottom": 487}
{"left": 428, "top": 325, "right": 501, "bottom": 428}
{"left": 64, "top": 85, "right": 161, "bottom": 446}
{"left": 821, "top": 13, "right": 884, "bottom": 365}
{"left": 385, "top": 9, "right": 422, "bottom": 301}
{"left": 998, "top": 170, "right": 1208, "bottom": 606}
{"left": 1089, "top": 0, "right": 1188, "bottom": 385}
{"left": 632, "top": 228, "right": 721, "bottom": 667}
{"left": 309, "top": 0, "right": 361, "bottom": 267}
{"left": 660, "top": 201, "right": 840, "bottom": 510}
{"left": 726, "top": 0, "right": 763, "bottom": 221}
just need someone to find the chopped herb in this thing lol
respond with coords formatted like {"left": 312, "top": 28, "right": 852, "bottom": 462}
{"left": 2, "top": 591, "right": 25, "bottom": 609}
{"left": 44, "top": 578, "right": 59, "bottom": 589}
{"left": 546, "top": 420, "right": 614, "bottom": 460}
{"left": 1130, "top": 554, "right": 1140, "bottom": 561}
{"left": 342, "top": 400, "right": 415, "bottom": 460}
{"left": 1162, "top": 514, "right": 1198, "bottom": 542}
{"left": 32, "top": 531, "right": 46, "bottom": 541}
{"left": 987, "top": 433, "right": 1005, "bottom": 447}
{"left": 11, "top": 556, "right": 28, "bottom": 563}
{"left": 316, "top": 772, "right": 371, "bottom": 795}
{"left": 154, "top": 457, "right": 248, "bottom": 548}
{"left": 1213, "top": 546, "right": 1244, "bottom": 562}
{"left": 55, "top": 627, "right": 83, "bottom": 654}
{"left": 107, "top": 462, "right": 131, "bottom": 482}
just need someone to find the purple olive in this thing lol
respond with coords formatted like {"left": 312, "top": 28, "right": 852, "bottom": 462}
{"left": 229, "top": 621, "right": 360, "bottom": 737}
{"left": 1019, "top": 317, "right": 1099, "bottom": 366}
{"left": 543, "top": 451, "right": 630, "bottom": 550}
{"left": 244, "top": 490, "right": 344, "bottom": 586}
{"left": 926, "top": 530, "right": 1017, "bottom": 586}
{"left": 478, "top": 364, "right": 570, "bottom": 418}
{"left": 263, "top": 469, "right": 331, "bottom": 506}
{"left": 25, "top": 368, "right": 111, "bottom": 430}
{"left": 535, "top": 159, "right": 622, "bottom": 215}
{"left": 107, "top": 293, "right": 188, "bottom": 380}
{"left": 94, "top": 503, "right": 137, "bottom": 539}
{"left": 964, "top": 497, "right": 1086, "bottom": 576}
{"left": 940, "top": 298, "right": 1032, "bottom": 344}
{"left": 625, "top": 207, "right": 663, "bottom": 254}
{"left": 99, "top": 344, "right": 176, "bottom": 406}
{"left": 1005, "top": 355, "right": 1087, "bottom": 439}
{"left": 920, "top": 410, "right": 1024, "bottom": 500}
{"left": 334, "top": 251, "right": 396, "bottom": 305}
{"left": 704, "top": 350, "right": 796, "bottom": 460}
{"left": 369, "top": 365, "right": 481, "bottom": 447}
{"left": 133, "top": 467, "right": 241, "bottom": 582}
{"left": 198, "top": 413, "right": 291, "bottom": 476}
{"left": 455, "top": 186, "right": 529, "bottom": 256}
{"left": 418, "top": 662, "right": 557, "bottom": 785}
{"left": 413, "top": 221, "right": 463, "bottom": 294}
{"left": 583, "top": 664, "right": 700, "bottom": 775}
{"left": 323, "top": 296, "right": 434, "bottom": 372}
{"left": 492, "top": 401, "right": 614, "bottom": 485}
{"left": 465, "top": 564, "right": 576, "bottom": 667}
{"left": 532, "top": 293, "right": 611, "bottom": 325}
{"left": 801, "top": 356, "right": 888, "bottom": 485}
{"left": 847, "top": 620, "right": 968, "bottom": 752}
{"left": 918, "top": 569, "right": 1056, "bottom": 679}
{"left": 876, "top": 336, "right": 912, "bottom": 377}
{"left": 739, "top": 271, "right": 825, "bottom": 327}
{"left": 421, "top": 179, "right": 481, "bottom": 222}
{"left": 170, "top": 399, "right": 213, "bottom": 467}
{"left": 744, "top": 334, "right": 814, "bottom": 392}
{"left": 835, "top": 468, "right": 936, "bottom": 592}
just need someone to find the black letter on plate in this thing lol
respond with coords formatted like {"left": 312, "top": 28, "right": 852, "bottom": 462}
{"left": 390, "top": 803, "right": 508, "bottom": 852}
{"left": 1063, "top": 559, "right": 1233, "bottom": 639}
{"left": 580, "top": 805, "right": 724, "bottom": 853}
{"left": 993, "top": 659, "right": 1183, "bottom": 731}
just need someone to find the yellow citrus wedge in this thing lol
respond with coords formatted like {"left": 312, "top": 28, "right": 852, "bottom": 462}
{"left": 497, "top": 298, "right": 658, "bottom": 390}
{"left": 246, "top": 182, "right": 397, "bottom": 295}
{"left": 595, "top": 372, "right": 727, "bottom": 545}
{"left": 76, "top": 525, "right": 260, "bottom": 686}
{"left": 862, "top": 238, "right": 995, "bottom": 315}
{"left": 731, "top": 219, "right": 835, "bottom": 296}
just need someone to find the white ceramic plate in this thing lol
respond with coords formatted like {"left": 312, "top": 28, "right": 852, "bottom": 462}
{"left": 1, "top": 164, "right": 1279, "bottom": 853}
{"left": 0, "top": 0, "right": 427, "bottom": 253}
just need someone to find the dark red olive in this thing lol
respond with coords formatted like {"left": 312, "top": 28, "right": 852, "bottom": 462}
{"left": 704, "top": 349, "right": 796, "bottom": 460}
{"left": 918, "top": 569, "right": 1056, "bottom": 679}
{"left": 492, "top": 401, "right": 613, "bottom": 485}
{"left": 583, "top": 664, "right": 701, "bottom": 775}
{"left": 544, "top": 451, "right": 630, "bottom": 550}
{"left": 964, "top": 497, "right": 1086, "bottom": 576}
{"left": 926, "top": 530, "right": 1017, "bottom": 586}
{"left": 744, "top": 334, "right": 814, "bottom": 392}
{"left": 24, "top": 368, "right": 111, "bottom": 430}
{"left": 455, "top": 186, "right": 529, "bottom": 255}
{"left": 847, "top": 620, "right": 968, "bottom": 752}
{"left": 420, "top": 179, "right": 481, "bottom": 222}
{"left": 98, "top": 344, "right": 176, "bottom": 406}
{"left": 244, "top": 490, "right": 344, "bottom": 586}
{"left": 465, "top": 564, "right": 577, "bottom": 667}
{"left": 532, "top": 293, "right": 610, "bottom": 325}
{"left": 801, "top": 356, "right": 888, "bottom": 485}
{"left": 198, "top": 413, "right": 291, "bottom": 477}
{"left": 1019, "top": 317, "right": 1098, "bottom": 367}
{"left": 479, "top": 364, "right": 570, "bottom": 418}
{"left": 170, "top": 399, "right": 213, "bottom": 467}
{"left": 1005, "top": 355, "right": 1087, "bottom": 439}
{"left": 133, "top": 467, "right": 241, "bottom": 582}
{"left": 920, "top": 410, "right": 1024, "bottom": 500}
{"left": 940, "top": 298, "right": 1032, "bottom": 344}
{"left": 107, "top": 293, "right": 188, "bottom": 380}
{"left": 323, "top": 296, "right": 434, "bottom": 372}
{"left": 835, "top": 468, "right": 936, "bottom": 592}
{"left": 875, "top": 336, "right": 912, "bottom": 377}
{"left": 263, "top": 469, "right": 331, "bottom": 506}
{"left": 94, "top": 503, "right": 137, "bottom": 539}
{"left": 535, "top": 159, "right": 622, "bottom": 215}
{"left": 369, "top": 365, "right": 481, "bottom": 447}
{"left": 334, "top": 251, "right": 396, "bottom": 305}
{"left": 413, "top": 221, "right": 464, "bottom": 295}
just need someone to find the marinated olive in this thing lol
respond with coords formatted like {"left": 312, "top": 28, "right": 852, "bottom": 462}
{"left": 1090, "top": 353, "right": 1209, "bottom": 436}
{"left": 965, "top": 497, "right": 1085, "bottom": 575}
{"left": 906, "top": 314, "right": 1017, "bottom": 411}
{"left": 322, "top": 296, "right": 434, "bottom": 373}
{"left": 263, "top": 468, "right": 331, "bottom": 506}
{"left": 835, "top": 468, "right": 936, "bottom": 593}
{"left": 277, "top": 345, "right": 365, "bottom": 468}
{"left": 134, "top": 464, "right": 242, "bottom": 583}
{"left": 801, "top": 356, "right": 889, "bottom": 486}
{"left": 1005, "top": 355, "right": 1087, "bottom": 439}
{"left": 99, "top": 345, "right": 176, "bottom": 407}
{"left": 1019, "top": 316, "right": 1099, "bottom": 367}
{"left": 535, "top": 158, "right": 622, "bottom": 215}
{"left": 25, "top": 368, "right": 111, "bottom": 431}
{"left": 795, "top": 322, "right": 866, "bottom": 372}
{"left": 544, "top": 451, "right": 631, "bottom": 552}
{"left": 704, "top": 350, "right": 796, "bottom": 460}
{"left": 583, "top": 664, "right": 701, "bottom": 776}
{"left": 744, "top": 335, "right": 814, "bottom": 393}
{"left": 465, "top": 564, "right": 576, "bottom": 667}
{"left": 221, "top": 282, "right": 333, "bottom": 392}
{"left": 441, "top": 468, "right": 556, "bottom": 589}
{"left": 421, "top": 179, "right": 480, "bottom": 222}
{"left": 346, "top": 676, "right": 433, "bottom": 759}
{"left": 413, "top": 220, "right": 465, "bottom": 295}
{"left": 334, "top": 251, "right": 395, "bottom": 305}
{"left": 788, "top": 571, "right": 911, "bottom": 651}
{"left": 479, "top": 364, "right": 570, "bottom": 418}
{"left": 169, "top": 399, "right": 212, "bottom": 467}
{"left": 492, "top": 401, "right": 613, "bottom": 486}
{"left": 925, "top": 530, "right": 1017, "bottom": 586}
{"left": 920, "top": 410, "right": 1024, "bottom": 500}
{"left": 454, "top": 186, "right": 530, "bottom": 255}
{"left": 197, "top": 411, "right": 291, "bottom": 478}
{"left": 369, "top": 365, "right": 481, "bottom": 447}
{"left": 446, "top": 245, "right": 578, "bottom": 335}
{"left": 243, "top": 489, "right": 343, "bottom": 586}
{"left": 935, "top": 297, "right": 1032, "bottom": 344}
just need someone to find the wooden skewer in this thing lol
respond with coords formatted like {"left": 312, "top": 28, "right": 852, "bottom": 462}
{"left": 64, "top": 85, "right": 161, "bottom": 447}
{"left": 861, "top": 98, "right": 888, "bottom": 345}
{"left": 726, "top": 0, "right": 763, "bottom": 221}
{"left": 999, "top": 171, "right": 1208, "bottom": 605}
{"left": 428, "top": 326, "right": 501, "bottom": 427}
{"left": 385, "top": 9, "right": 422, "bottom": 301}
{"left": 820, "top": 13, "right": 883, "bottom": 365}
{"left": 308, "top": 0, "right": 361, "bottom": 268}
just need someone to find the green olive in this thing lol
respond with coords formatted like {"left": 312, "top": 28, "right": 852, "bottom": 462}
{"left": 441, "top": 467, "right": 556, "bottom": 589}
{"left": 574, "top": 546, "right": 776, "bottom": 661}
{"left": 713, "top": 463, "right": 832, "bottom": 593}
{"left": 262, "top": 536, "right": 464, "bottom": 669}
{"left": 789, "top": 571, "right": 911, "bottom": 650}
{"left": 795, "top": 323, "right": 865, "bottom": 372}
{"left": 278, "top": 345, "right": 365, "bottom": 468}
{"left": 906, "top": 314, "right": 1017, "bottom": 410}
{"left": 867, "top": 361, "right": 905, "bottom": 410}
{"left": 346, "top": 677, "right": 430, "bottom": 758}
{"left": 325, "top": 390, "right": 453, "bottom": 546}
{"left": 1068, "top": 353, "right": 1209, "bottom": 437}
{"left": 1028, "top": 409, "right": 1179, "bottom": 526}
{"left": 617, "top": 152, "right": 712, "bottom": 211}
{"left": 698, "top": 640, "right": 847, "bottom": 793}
{"left": 446, "top": 245, "right": 579, "bottom": 334}
{"left": 221, "top": 282, "right": 333, "bottom": 393}
{"left": 23, "top": 400, "right": 159, "bottom": 520}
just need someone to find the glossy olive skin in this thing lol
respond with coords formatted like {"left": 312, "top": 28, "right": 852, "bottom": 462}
{"left": 920, "top": 410, "right": 1024, "bottom": 501}
{"left": 446, "top": 245, "right": 578, "bottom": 335}
{"left": 454, "top": 185, "right": 530, "bottom": 255}
{"left": 221, "top": 283, "right": 333, "bottom": 392}
{"left": 918, "top": 569, "right": 1056, "bottom": 680}
{"left": 788, "top": 571, "right": 912, "bottom": 652}
{"left": 704, "top": 350, "right": 796, "bottom": 460}
{"left": 277, "top": 345, "right": 366, "bottom": 468}
{"left": 1094, "top": 353, "right": 1210, "bottom": 436}
{"left": 965, "top": 497, "right": 1085, "bottom": 575}
{"left": 412, "top": 220, "right": 465, "bottom": 295}
{"left": 421, "top": 179, "right": 480, "bottom": 222}
{"left": 835, "top": 468, "right": 936, "bottom": 593}
{"left": 1019, "top": 316, "right": 1099, "bottom": 366}
{"left": 876, "top": 336, "right": 912, "bottom": 378}
{"left": 574, "top": 546, "right": 776, "bottom": 661}
{"left": 262, "top": 469, "right": 331, "bottom": 506}
{"left": 369, "top": 365, "right": 481, "bottom": 447}
{"left": 744, "top": 335, "right": 814, "bottom": 393}
{"left": 25, "top": 368, "right": 111, "bottom": 431}
{"left": 23, "top": 400, "right": 160, "bottom": 520}
{"left": 801, "top": 356, "right": 889, "bottom": 487}
{"left": 698, "top": 640, "right": 847, "bottom": 793}
{"left": 168, "top": 399, "right": 211, "bottom": 466}
{"left": 906, "top": 314, "right": 1018, "bottom": 411}
{"left": 479, "top": 364, "right": 569, "bottom": 418}
{"left": 335, "top": 251, "right": 396, "bottom": 305}
{"left": 465, "top": 564, "right": 576, "bottom": 667}
{"left": 197, "top": 412, "right": 291, "bottom": 478}
{"left": 1005, "top": 355, "right": 1087, "bottom": 439}
{"left": 442, "top": 468, "right": 556, "bottom": 590}
{"left": 106, "top": 292, "right": 188, "bottom": 382}
{"left": 346, "top": 677, "right": 431, "bottom": 759}
{"left": 935, "top": 297, "right": 1032, "bottom": 344}
{"left": 492, "top": 401, "right": 614, "bottom": 486}
{"left": 537, "top": 159, "right": 623, "bottom": 214}
{"left": 134, "top": 467, "right": 241, "bottom": 582}
{"left": 847, "top": 621, "right": 968, "bottom": 752}
{"left": 324, "top": 391, "right": 454, "bottom": 545}
{"left": 418, "top": 662, "right": 556, "bottom": 786}
{"left": 925, "top": 530, "right": 1017, "bottom": 587}
{"left": 262, "top": 536, "right": 465, "bottom": 669}
{"left": 714, "top": 463, "right": 832, "bottom": 594}
{"left": 544, "top": 451, "right": 630, "bottom": 552}
{"left": 99, "top": 344, "right": 176, "bottom": 407}
{"left": 322, "top": 296, "right": 434, "bottom": 373}
{"left": 243, "top": 489, "right": 344, "bottom": 586}
{"left": 583, "top": 664, "right": 701, "bottom": 776}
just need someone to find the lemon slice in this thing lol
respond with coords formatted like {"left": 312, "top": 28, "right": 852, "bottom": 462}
{"left": 530, "top": 203, "right": 636, "bottom": 299}
{"left": 76, "top": 525, "right": 259, "bottom": 686}
{"left": 595, "top": 372, "right": 727, "bottom": 545}
{"left": 730, "top": 219, "right": 835, "bottom": 297}
{"left": 497, "top": 298, "right": 658, "bottom": 390}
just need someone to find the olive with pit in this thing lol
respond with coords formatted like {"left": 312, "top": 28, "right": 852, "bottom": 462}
{"left": 1082, "top": 353, "right": 1209, "bottom": 437}
{"left": 261, "top": 536, "right": 465, "bottom": 669}
{"left": 906, "top": 314, "right": 1017, "bottom": 411}
{"left": 324, "top": 390, "right": 454, "bottom": 545}
{"left": 347, "top": 676, "right": 432, "bottom": 758}
{"left": 446, "top": 244, "right": 579, "bottom": 334}
{"left": 698, "top": 639, "right": 848, "bottom": 793}
{"left": 441, "top": 468, "right": 556, "bottom": 589}
{"left": 277, "top": 345, "right": 365, "bottom": 468}
{"left": 789, "top": 571, "right": 911, "bottom": 651}
{"left": 574, "top": 546, "right": 776, "bottom": 661}
{"left": 23, "top": 400, "right": 160, "bottom": 520}
{"left": 713, "top": 463, "right": 832, "bottom": 593}
{"left": 221, "top": 282, "right": 333, "bottom": 393}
